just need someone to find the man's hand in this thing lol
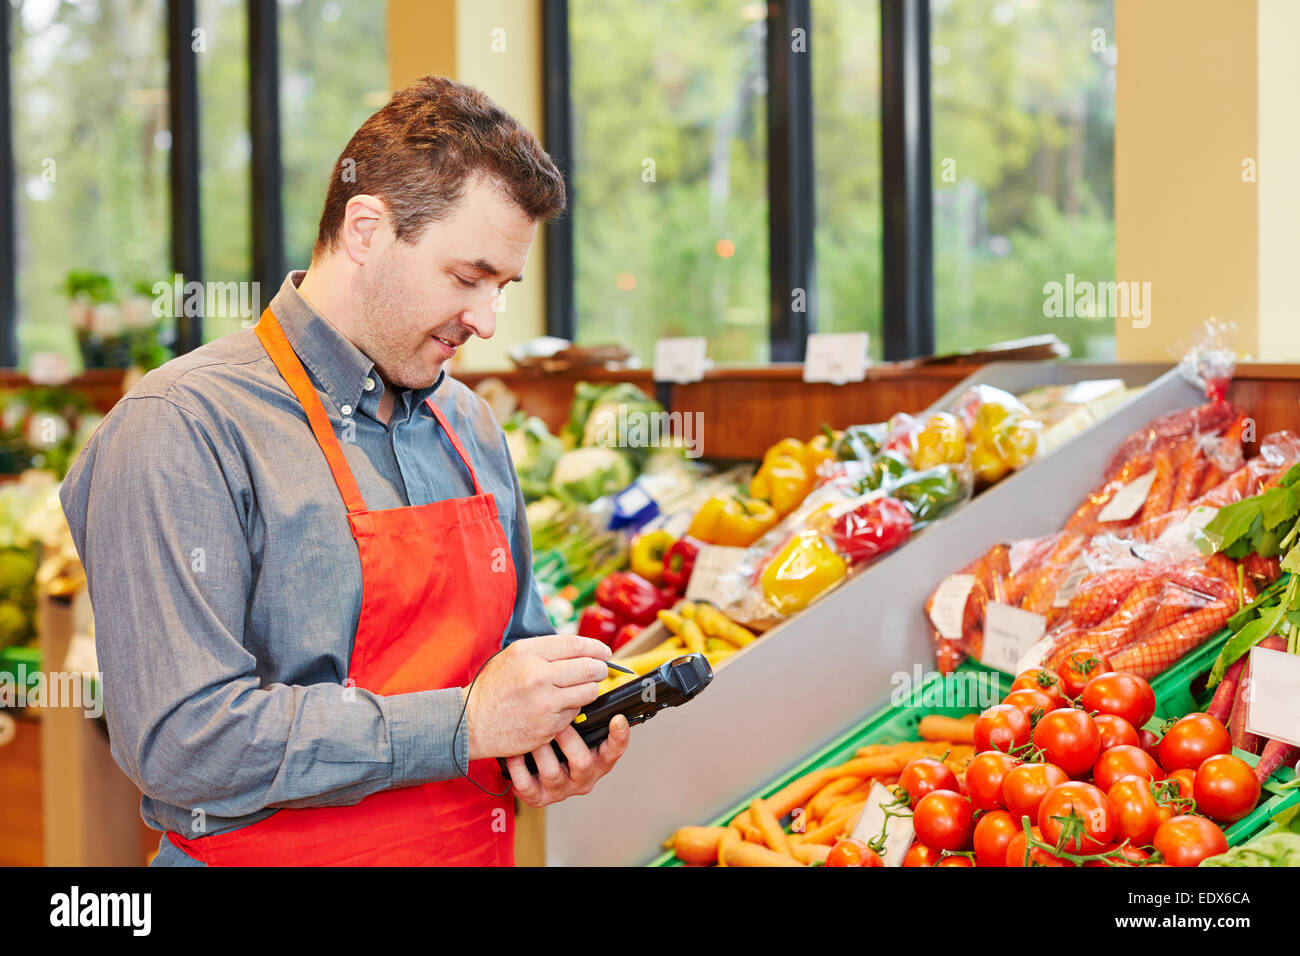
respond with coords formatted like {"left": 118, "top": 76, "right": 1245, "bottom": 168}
{"left": 503, "top": 715, "right": 631, "bottom": 807}
{"left": 465, "top": 634, "right": 613, "bottom": 761}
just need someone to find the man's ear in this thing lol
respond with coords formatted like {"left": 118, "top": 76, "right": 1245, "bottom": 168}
{"left": 340, "top": 194, "right": 388, "bottom": 264}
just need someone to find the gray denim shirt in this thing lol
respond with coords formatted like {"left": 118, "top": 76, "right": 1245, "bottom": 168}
{"left": 59, "top": 271, "right": 551, "bottom": 863}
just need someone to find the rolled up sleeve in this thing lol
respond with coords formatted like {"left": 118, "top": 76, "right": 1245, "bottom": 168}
{"left": 60, "top": 395, "right": 468, "bottom": 822}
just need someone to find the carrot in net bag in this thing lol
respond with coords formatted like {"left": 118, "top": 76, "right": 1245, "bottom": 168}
{"left": 1107, "top": 591, "right": 1237, "bottom": 679}
{"left": 924, "top": 542, "right": 1010, "bottom": 672}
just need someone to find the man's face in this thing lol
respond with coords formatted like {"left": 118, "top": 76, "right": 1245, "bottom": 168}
{"left": 352, "top": 174, "right": 537, "bottom": 390}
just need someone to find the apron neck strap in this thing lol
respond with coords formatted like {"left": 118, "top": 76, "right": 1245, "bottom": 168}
{"left": 255, "top": 307, "right": 368, "bottom": 515}
{"left": 424, "top": 397, "right": 483, "bottom": 496}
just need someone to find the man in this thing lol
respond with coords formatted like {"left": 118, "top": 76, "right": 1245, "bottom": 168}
{"left": 60, "top": 76, "right": 629, "bottom": 866}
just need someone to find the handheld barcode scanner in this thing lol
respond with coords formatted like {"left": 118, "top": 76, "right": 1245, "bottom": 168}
{"left": 499, "top": 652, "right": 714, "bottom": 778}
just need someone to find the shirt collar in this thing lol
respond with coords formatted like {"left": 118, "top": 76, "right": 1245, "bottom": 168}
{"left": 266, "top": 270, "right": 446, "bottom": 420}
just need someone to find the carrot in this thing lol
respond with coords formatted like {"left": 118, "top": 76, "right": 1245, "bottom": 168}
{"left": 918, "top": 714, "right": 976, "bottom": 744}
{"left": 764, "top": 767, "right": 835, "bottom": 818}
{"left": 1255, "top": 741, "right": 1300, "bottom": 785}
{"left": 721, "top": 841, "right": 804, "bottom": 867}
{"left": 835, "top": 753, "right": 913, "bottom": 779}
{"left": 1207, "top": 655, "right": 1244, "bottom": 724}
{"left": 801, "top": 804, "right": 865, "bottom": 845}
{"left": 716, "top": 825, "right": 742, "bottom": 868}
{"left": 806, "top": 776, "right": 864, "bottom": 821}
{"left": 749, "top": 797, "right": 794, "bottom": 857}
{"left": 1107, "top": 597, "right": 1235, "bottom": 679}
{"left": 666, "top": 826, "right": 728, "bottom": 865}
{"left": 793, "top": 843, "right": 833, "bottom": 865}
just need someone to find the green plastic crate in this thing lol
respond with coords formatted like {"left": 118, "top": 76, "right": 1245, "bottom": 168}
{"left": 0, "top": 644, "right": 39, "bottom": 699}
{"left": 651, "top": 661, "right": 1011, "bottom": 866}
{"left": 1149, "top": 627, "right": 1232, "bottom": 719}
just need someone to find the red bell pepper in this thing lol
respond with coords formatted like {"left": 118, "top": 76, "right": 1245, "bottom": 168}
{"left": 594, "top": 571, "right": 665, "bottom": 626}
{"left": 577, "top": 605, "right": 621, "bottom": 647}
{"left": 661, "top": 536, "right": 701, "bottom": 594}
{"left": 830, "top": 495, "right": 913, "bottom": 564}
{"left": 611, "top": 623, "right": 642, "bottom": 653}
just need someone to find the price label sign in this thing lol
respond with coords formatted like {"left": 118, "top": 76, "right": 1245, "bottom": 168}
{"left": 928, "top": 574, "right": 976, "bottom": 640}
{"left": 685, "top": 544, "right": 747, "bottom": 606}
{"left": 850, "top": 782, "right": 915, "bottom": 866}
{"left": 1245, "top": 646, "right": 1300, "bottom": 747}
{"left": 653, "top": 337, "right": 709, "bottom": 384}
{"left": 1098, "top": 469, "right": 1157, "bottom": 523}
{"left": 980, "top": 602, "right": 1047, "bottom": 674}
{"left": 802, "top": 332, "right": 870, "bottom": 385}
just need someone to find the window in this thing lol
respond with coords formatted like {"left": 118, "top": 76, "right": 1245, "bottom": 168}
{"left": 11, "top": 0, "right": 170, "bottom": 368}
{"left": 568, "top": 0, "right": 769, "bottom": 365}
{"left": 198, "top": 0, "right": 252, "bottom": 343}
{"left": 278, "top": 0, "right": 388, "bottom": 272}
{"left": 811, "top": 0, "right": 882, "bottom": 354}
{"left": 930, "top": 0, "right": 1116, "bottom": 358}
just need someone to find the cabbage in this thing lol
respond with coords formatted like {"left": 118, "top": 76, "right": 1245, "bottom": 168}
{"left": 549, "top": 447, "right": 635, "bottom": 504}
{"left": 503, "top": 413, "right": 563, "bottom": 502}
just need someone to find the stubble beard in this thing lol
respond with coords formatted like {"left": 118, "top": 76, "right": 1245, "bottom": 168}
{"left": 352, "top": 251, "right": 445, "bottom": 391}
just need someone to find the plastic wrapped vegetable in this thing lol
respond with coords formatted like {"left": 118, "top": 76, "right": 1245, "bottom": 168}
{"left": 827, "top": 493, "right": 914, "bottom": 564}
{"left": 913, "top": 412, "right": 967, "bottom": 470}
{"left": 758, "top": 529, "right": 848, "bottom": 615}
{"left": 888, "top": 463, "right": 973, "bottom": 528}
{"left": 549, "top": 447, "right": 635, "bottom": 504}
{"left": 687, "top": 494, "right": 779, "bottom": 547}
{"left": 503, "top": 412, "right": 564, "bottom": 502}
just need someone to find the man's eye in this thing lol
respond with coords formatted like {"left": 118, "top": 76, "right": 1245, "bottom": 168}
{"left": 454, "top": 275, "right": 476, "bottom": 288}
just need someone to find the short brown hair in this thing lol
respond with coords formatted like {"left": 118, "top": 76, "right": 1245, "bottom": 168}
{"left": 314, "top": 76, "right": 566, "bottom": 258}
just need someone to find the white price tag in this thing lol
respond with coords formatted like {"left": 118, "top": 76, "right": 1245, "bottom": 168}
{"left": 684, "top": 544, "right": 747, "bottom": 606}
{"left": 1052, "top": 554, "right": 1090, "bottom": 608}
{"left": 928, "top": 574, "right": 976, "bottom": 640}
{"left": 1097, "top": 469, "right": 1157, "bottom": 523}
{"left": 1245, "top": 646, "right": 1300, "bottom": 747}
{"left": 653, "top": 337, "right": 709, "bottom": 384}
{"left": 802, "top": 332, "right": 870, "bottom": 385}
{"left": 980, "top": 602, "right": 1047, "bottom": 674}
{"left": 850, "top": 782, "right": 915, "bottom": 866}
{"left": 28, "top": 352, "right": 72, "bottom": 385}
{"left": 1015, "top": 632, "right": 1057, "bottom": 674}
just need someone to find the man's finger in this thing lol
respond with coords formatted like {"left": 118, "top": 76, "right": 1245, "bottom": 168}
{"left": 505, "top": 754, "right": 540, "bottom": 802}
{"left": 530, "top": 739, "right": 568, "bottom": 793}
{"left": 536, "top": 634, "right": 612, "bottom": 663}
{"left": 546, "top": 657, "right": 615, "bottom": 688}
{"left": 595, "top": 714, "right": 631, "bottom": 774}
{"left": 553, "top": 725, "right": 597, "bottom": 787}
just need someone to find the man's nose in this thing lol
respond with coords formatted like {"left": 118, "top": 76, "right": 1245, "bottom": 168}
{"left": 460, "top": 290, "right": 500, "bottom": 339}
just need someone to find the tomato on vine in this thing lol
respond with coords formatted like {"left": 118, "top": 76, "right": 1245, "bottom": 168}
{"left": 1037, "top": 781, "right": 1115, "bottom": 853}
{"left": 1158, "top": 713, "right": 1231, "bottom": 773}
{"left": 974, "top": 704, "right": 1032, "bottom": 754}
{"left": 1081, "top": 672, "right": 1156, "bottom": 729}
{"left": 899, "top": 757, "right": 959, "bottom": 808}
{"left": 912, "top": 790, "right": 974, "bottom": 852}
{"left": 1059, "top": 649, "right": 1111, "bottom": 697}
{"left": 1032, "top": 708, "right": 1102, "bottom": 777}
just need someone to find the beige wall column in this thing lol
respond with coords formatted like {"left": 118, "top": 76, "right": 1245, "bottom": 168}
{"left": 388, "top": 0, "right": 549, "bottom": 372}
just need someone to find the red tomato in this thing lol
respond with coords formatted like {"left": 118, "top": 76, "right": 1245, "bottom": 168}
{"left": 1165, "top": 768, "right": 1197, "bottom": 802}
{"left": 1093, "top": 713, "right": 1140, "bottom": 751}
{"left": 899, "top": 757, "right": 959, "bottom": 808}
{"left": 1153, "top": 815, "right": 1228, "bottom": 867}
{"left": 1032, "top": 708, "right": 1102, "bottom": 777}
{"left": 1107, "top": 775, "right": 1170, "bottom": 846}
{"left": 1006, "top": 826, "right": 1074, "bottom": 867}
{"left": 1193, "top": 754, "right": 1261, "bottom": 824}
{"left": 1093, "top": 744, "right": 1165, "bottom": 792}
{"left": 1059, "top": 649, "right": 1112, "bottom": 697}
{"left": 965, "top": 751, "right": 1021, "bottom": 812}
{"left": 825, "top": 837, "right": 884, "bottom": 867}
{"left": 974, "top": 704, "right": 1032, "bottom": 754}
{"left": 1009, "top": 668, "right": 1066, "bottom": 708}
{"left": 902, "top": 842, "right": 940, "bottom": 867}
{"left": 1138, "top": 728, "right": 1162, "bottom": 761}
{"left": 1084, "top": 844, "right": 1151, "bottom": 867}
{"left": 1001, "top": 762, "right": 1070, "bottom": 822}
{"left": 1158, "top": 713, "right": 1231, "bottom": 773}
{"left": 936, "top": 855, "right": 974, "bottom": 867}
{"left": 1081, "top": 672, "right": 1157, "bottom": 730}
{"left": 973, "top": 809, "right": 1018, "bottom": 867}
{"left": 1002, "top": 688, "right": 1057, "bottom": 725}
{"left": 1038, "top": 781, "right": 1115, "bottom": 853}
{"left": 912, "top": 790, "right": 975, "bottom": 852}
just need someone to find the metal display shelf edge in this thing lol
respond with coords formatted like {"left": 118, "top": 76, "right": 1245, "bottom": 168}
{"left": 542, "top": 362, "right": 1199, "bottom": 866}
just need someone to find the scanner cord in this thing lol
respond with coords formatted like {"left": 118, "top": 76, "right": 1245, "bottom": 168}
{"left": 453, "top": 647, "right": 514, "bottom": 798}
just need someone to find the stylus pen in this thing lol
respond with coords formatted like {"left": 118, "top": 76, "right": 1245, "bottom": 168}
{"left": 606, "top": 661, "right": 636, "bottom": 675}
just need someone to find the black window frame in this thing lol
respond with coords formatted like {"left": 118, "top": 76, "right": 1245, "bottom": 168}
{"left": 545, "top": 0, "right": 936, "bottom": 363}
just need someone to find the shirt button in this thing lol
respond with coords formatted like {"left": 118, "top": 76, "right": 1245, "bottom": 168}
{"left": 364, "top": 378, "right": 375, "bottom": 392}
{"left": 340, "top": 404, "right": 353, "bottom": 416}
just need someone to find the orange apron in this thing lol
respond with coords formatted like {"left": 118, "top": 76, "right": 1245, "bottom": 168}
{"left": 169, "top": 307, "right": 517, "bottom": 866}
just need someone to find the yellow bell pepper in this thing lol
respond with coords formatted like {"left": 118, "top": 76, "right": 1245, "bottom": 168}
{"left": 750, "top": 452, "right": 813, "bottom": 516}
{"left": 913, "top": 412, "right": 968, "bottom": 470}
{"left": 686, "top": 495, "right": 780, "bottom": 547}
{"left": 803, "top": 427, "right": 842, "bottom": 476}
{"left": 762, "top": 438, "right": 806, "bottom": 465}
{"left": 759, "top": 530, "right": 848, "bottom": 615}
